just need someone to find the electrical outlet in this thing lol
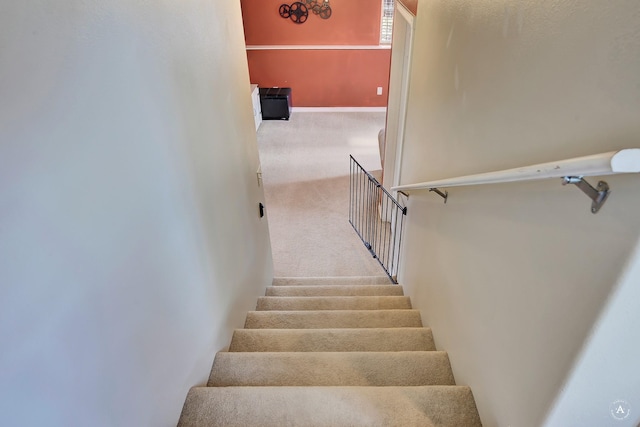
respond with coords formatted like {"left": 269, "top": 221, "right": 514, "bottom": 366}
{"left": 376, "top": 87, "right": 383, "bottom": 95}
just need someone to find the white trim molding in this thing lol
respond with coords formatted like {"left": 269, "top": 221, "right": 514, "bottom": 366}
{"left": 246, "top": 45, "right": 392, "bottom": 51}
{"left": 396, "top": 1, "right": 415, "bottom": 23}
{"left": 292, "top": 107, "right": 387, "bottom": 113}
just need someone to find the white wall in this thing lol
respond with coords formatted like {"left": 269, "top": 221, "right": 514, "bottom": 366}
{"left": 0, "top": 1, "right": 273, "bottom": 426}
{"left": 544, "top": 237, "right": 640, "bottom": 426}
{"left": 397, "top": 1, "right": 640, "bottom": 426}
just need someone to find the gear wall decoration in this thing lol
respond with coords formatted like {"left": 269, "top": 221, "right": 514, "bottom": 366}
{"left": 279, "top": 0, "right": 331, "bottom": 23}
{"left": 279, "top": 3, "right": 291, "bottom": 18}
{"left": 289, "top": 2, "right": 308, "bottom": 24}
{"left": 319, "top": 3, "right": 332, "bottom": 19}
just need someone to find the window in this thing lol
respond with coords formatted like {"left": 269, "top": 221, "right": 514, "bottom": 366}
{"left": 380, "top": 0, "right": 395, "bottom": 44}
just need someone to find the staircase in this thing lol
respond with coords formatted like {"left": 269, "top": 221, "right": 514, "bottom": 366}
{"left": 178, "top": 276, "right": 482, "bottom": 426}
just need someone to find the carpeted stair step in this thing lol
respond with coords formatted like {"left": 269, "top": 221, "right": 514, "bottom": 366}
{"left": 266, "top": 284, "right": 403, "bottom": 296}
{"left": 256, "top": 296, "right": 411, "bottom": 311}
{"left": 228, "top": 327, "right": 436, "bottom": 352}
{"left": 273, "top": 276, "right": 392, "bottom": 286}
{"left": 178, "top": 386, "right": 482, "bottom": 427}
{"left": 208, "top": 351, "right": 454, "bottom": 386}
{"left": 244, "top": 309, "right": 422, "bottom": 329}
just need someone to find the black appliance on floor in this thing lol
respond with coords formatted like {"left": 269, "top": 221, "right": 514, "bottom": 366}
{"left": 259, "top": 87, "right": 292, "bottom": 120}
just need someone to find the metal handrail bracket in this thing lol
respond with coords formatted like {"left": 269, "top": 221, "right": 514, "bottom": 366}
{"left": 562, "top": 177, "right": 610, "bottom": 214}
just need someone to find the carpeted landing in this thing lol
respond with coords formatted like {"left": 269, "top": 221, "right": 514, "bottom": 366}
{"left": 178, "top": 277, "right": 482, "bottom": 426}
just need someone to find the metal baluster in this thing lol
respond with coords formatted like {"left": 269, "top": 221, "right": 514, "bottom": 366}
{"left": 349, "top": 156, "right": 405, "bottom": 284}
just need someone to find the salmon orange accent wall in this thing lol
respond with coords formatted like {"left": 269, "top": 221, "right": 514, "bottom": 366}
{"left": 398, "top": 0, "right": 418, "bottom": 15}
{"left": 247, "top": 49, "right": 391, "bottom": 107}
{"left": 241, "top": 0, "right": 391, "bottom": 107}
{"left": 241, "top": 0, "right": 382, "bottom": 46}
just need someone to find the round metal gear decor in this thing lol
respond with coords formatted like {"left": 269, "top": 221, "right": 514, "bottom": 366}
{"left": 279, "top": 3, "right": 291, "bottom": 18}
{"left": 289, "top": 2, "right": 308, "bottom": 24}
{"left": 319, "top": 3, "right": 332, "bottom": 19}
{"left": 279, "top": 0, "right": 329, "bottom": 23}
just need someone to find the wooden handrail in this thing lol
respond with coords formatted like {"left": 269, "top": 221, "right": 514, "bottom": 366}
{"left": 391, "top": 149, "right": 640, "bottom": 213}
{"left": 391, "top": 149, "right": 640, "bottom": 192}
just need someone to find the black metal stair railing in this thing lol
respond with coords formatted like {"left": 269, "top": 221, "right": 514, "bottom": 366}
{"left": 349, "top": 155, "right": 407, "bottom": 284}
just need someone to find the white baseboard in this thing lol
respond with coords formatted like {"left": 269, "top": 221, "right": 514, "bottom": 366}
{"left": 292, "top": 107, "right": 387, "bottom": 113}
{"left": 246, "top": 45, "right": 391, "bottom": 51}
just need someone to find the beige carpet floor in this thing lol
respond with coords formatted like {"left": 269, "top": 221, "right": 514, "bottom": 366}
{"left": 178, "top": 278, "right": 483, "bottom": 426}
{"left": 257, "top": 112, "right": 387, "bottom": 277}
